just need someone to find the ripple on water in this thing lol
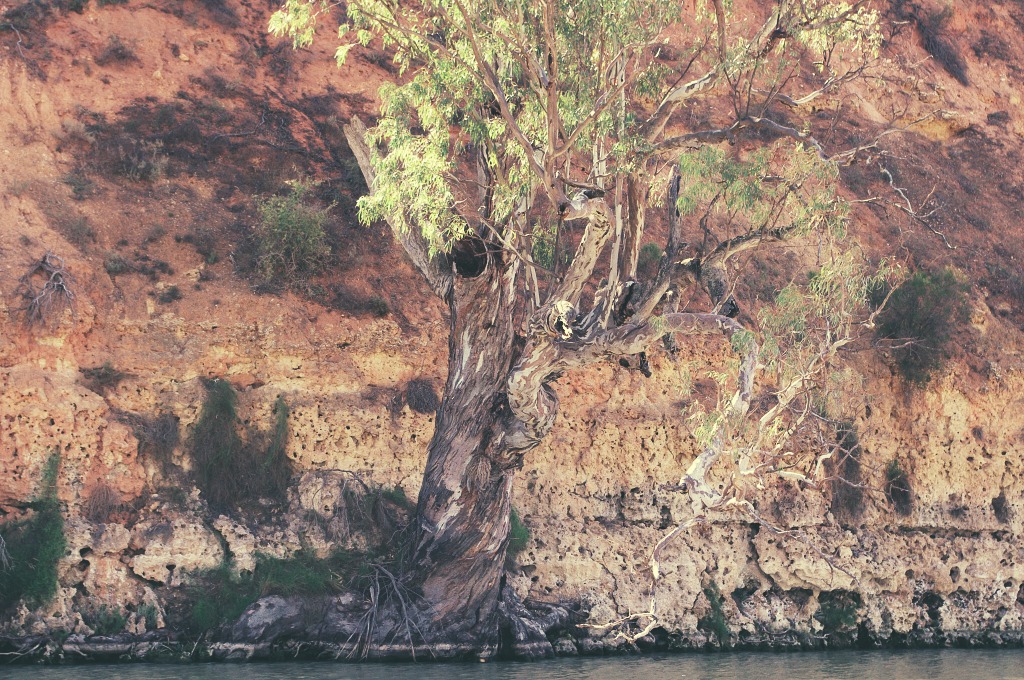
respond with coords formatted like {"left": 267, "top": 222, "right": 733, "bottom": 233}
{"left": 6, "top": 649, "right": 1024, "bottom": 680}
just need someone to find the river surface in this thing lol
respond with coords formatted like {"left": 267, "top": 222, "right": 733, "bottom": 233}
{"left": 6, "top": 650, "right": 1024, "bottom": 679}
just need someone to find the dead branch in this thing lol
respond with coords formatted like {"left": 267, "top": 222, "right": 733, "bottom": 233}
{"left": 15, "top": 252, "right": 76, "bottom": 326}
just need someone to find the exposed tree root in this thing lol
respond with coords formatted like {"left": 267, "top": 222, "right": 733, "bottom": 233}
{"left": 212, "top": 578, "right": 575, "bottom": 661}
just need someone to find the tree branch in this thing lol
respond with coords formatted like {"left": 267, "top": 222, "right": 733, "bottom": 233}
{"left": 543, "top": 196, "right": 613, "bottom": 309}
{"left": 343, "top": 118, "right": 454, "bottom": 299}
{"left": 655, "top": 115, "right": 826, "bottom": 160}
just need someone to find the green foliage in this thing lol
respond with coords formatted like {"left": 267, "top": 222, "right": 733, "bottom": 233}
{"left": 189, "top": 379, "right": 293, "bottom": 511}
{"left": 158, "top": 285, "right": 182, "bottom": 304}
{"left": 83, "top": 603, "right": 128, "bottom": 636}
{"left": 137, "top": 603, "right": 159, "bottom": 630}
{"left": 885, "top": 458, "right": 913, "bottom": 516}
{"left": 103, "top": 252, "right": 131, "bottom": 276}
{"left": 677, "top": 145, "right": 847, "bottom": 244}
{"left": 255, "top": 179, "right": 331, "bottom": 283}
{"left": 267, "top": 0, "right": 880, "bottom": 257}
{"left": 367, "top": 294, "right": 389, "bottom": 317}
{"left": 697, "top": 581, "right": 730, "bottom": 646}
{"left": 875, "top": 268, "right": 970, "bottom": 386}
{"left": 62, "top": 171, "right": 95, "bottom": 200}
{"left": 187, "top": 548, "right": 374, "bottom": 633}
{"left": 507, "top": 507, "right": 530, "bottom": 561}
{"left": 636, "top": 243, "right": 663, "bottom": 277}
{"left": 817, "top": 590, "right": 861, "bottom": 633}
{"left": 0, "top": 452, "right": 66, "bottom": 611}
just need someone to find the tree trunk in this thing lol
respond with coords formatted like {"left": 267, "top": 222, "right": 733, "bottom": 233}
{"left": 405, "top": 257, "right": 554, "bottom": 657}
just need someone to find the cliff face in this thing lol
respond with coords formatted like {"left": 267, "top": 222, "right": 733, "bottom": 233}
{"left": 2, "top": 0, "right": 1024, "bottom": 653}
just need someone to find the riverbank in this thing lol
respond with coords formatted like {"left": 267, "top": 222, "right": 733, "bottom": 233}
{"left": 4, "top": 623, "right": 1024, "bottom": 665}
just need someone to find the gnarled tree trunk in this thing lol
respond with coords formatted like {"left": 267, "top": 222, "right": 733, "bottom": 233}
{"left": 406, "top": 256, "right": 545, "bottom": 655}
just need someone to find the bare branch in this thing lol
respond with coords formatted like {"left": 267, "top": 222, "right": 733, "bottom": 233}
{"left": 15, "top": 252, "right": 76, "bottom": 327}
{"left": 655, "top": 115, "right": 826, "bottom": 160}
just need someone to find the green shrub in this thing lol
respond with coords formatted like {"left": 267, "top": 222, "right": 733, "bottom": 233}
{"left": 158, "top": 285, "right": 182, "bottom": 304}
{"left": 187, "top": 548, "right": 368, "bottom": 633}
{"left": 103, "top": 252, "right": 131, "bottom": 276}
{"left": 636, "top": 242, "right": 664, "bottom": 277}
{"left": 885, "top": 458, "right": 913, "bottom": 516}
{"left": 697, "top": 581, "right": 730, "bottom": 646}
{"left": 506, "top": 507, "right": 530, "bottom": 564}
{"left": 83, "top": 603, "right": 128, "bottom": 636}
{"left": 875, "top": 268, "right": 970, "bottom": 385}
{"left": 190, "top": 380, "right": 293, "bottom": 511}
{"left": 367, "top": 294, "right": 389, "bottom": 317}
{"left": 817, "top": 590, "right": 861, "bottom": 633}
{"left": 0, "top": 452, "right": 66, "bottom": 611}
{"left": 255, "top": 180, "right": 331, "bottom": 283}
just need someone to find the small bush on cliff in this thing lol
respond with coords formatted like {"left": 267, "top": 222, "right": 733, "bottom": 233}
{"left": 255, "top": 179, "right": 331, "bottom": 284}
{"left": 817, "top": 590, "right": 861, "bottom": 634}
{"left": 119, "top": 410, "right": 180, "bottom": 473}
{"left": 84, "top": 481, "right": 122, "bottom": 523}
{"left": 874, "top": 268, "right": 970, "bottom": 386}
{"left": 0, "top": 452, "right": 66, "bottom": 611}
{"left": 82, "top": 603, "right": 128, "bottom": 636}
{"left": 506, "top": 507, "right": 530, "bottom": 566}
{"left": 190, "top": 380, "right": 293, "bottom": 511}
{"left": 697, "top": 581, "right": 730, "bottom": 647}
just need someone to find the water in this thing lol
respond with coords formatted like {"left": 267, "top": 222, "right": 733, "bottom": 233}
{"left": 5, "top": 650, "right": 1024, "bottom": 680}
